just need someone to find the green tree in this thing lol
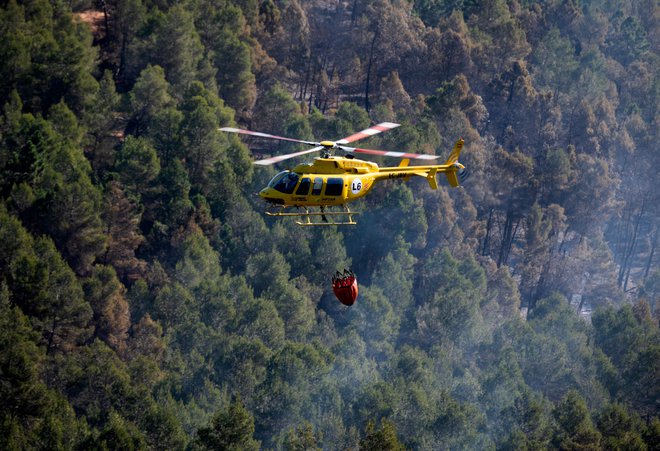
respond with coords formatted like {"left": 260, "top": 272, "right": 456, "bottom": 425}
{"left": 282, "top": 422, "right": 322, "bottom": 451}
{"left": 430, "top": 390, "right": 489, "bottom": 449}
{"left": 54, "top": 339, "right": 134, "bottom": 427}
{"left": 480, "top": 147, "right": 536, "bottom": 267}
{"left": 0, "top": 289, "right": 49, "bottom": 447}
{"left": 252, "top": 83, "right": 310, "bottom": 145}
{"left": 592, "top": 304, "right": 658, "bottom": 372}
{"left": 552, "top": 390, "right": 602, "bottom": 450}
{"left": 623, "top": 345, "right": 660, "bottom": 419}
{"left": 213, "top": 29, "right": 256, "bottom": 116}
{"left": 562, "top": 154, "right": 617, "bottom": 237}
{"left": 5, "top": 112, "right": 106, "bottom": 274}
{"left": 246, "top": 250, "right": 315, "bottom": 340}
{"left": 235, "top": 295, "right": 285, "bottom": 350}
{"left": 596, "top": 404, "right": 646, "bottom": 451}
{"left": 514, "top": 202, "right": 565, "bottom": 309}
{"left": 115, "top": 135, "right": 160, "bottom": 199}
{"left": 145, "top": 159, "right": 194, "bottom": 246}
{"left": 196, "top": 0, "right": 257, "bottom": 115}
{"left": 85, "top": 70, "right": 120, "bottom": 150}
{"left": 606, "top": 16, "right": 650, "bottom": 66}
{"left": 349, "top": 286, "right": 400, "bottom": 360}
{"left": 370, "top": 236, "right": 415, "bottom": 324}
{"left": 482, "top": 263, "right": 521, "bottom": 324}
{"left": 128, "top": 65, "right": 175, "bottom": 136}
{"left": 0, "top": 0, "right": 98, "bottom": 114}
{"left": 148, "top": 5, "right": 204, "bottom": 92}
{"left": 0, "top": 292, "right": 88, "bottom": 448}
{"left": 82, "top": 265, "right": 131, "bottom": 353}
{"left": 85, "top": 410, "right": 148, "bottom": 451}
{"left": 125, "top": 313, "right": 165, "bottom": 363}
{"left": 499, "top": 389, "right": 552, "bottom": 450}
{"left": 178, "top": 82, "right": 229, "bottom": 189}
{"left": 152, "top": 281, "right": 197, "bottom": 333}
{"left": 101, "top": 180, "right": 147, "bottom": 281}
{"left": 147, "top": 107, "right": 184, "bottom": 164}
{"left": 413, "top": 0, "right": 462, "bottom": 26}
{"left": 360, "top": 418, "right": 407, "bottom": 451}
{"left": 531, "top": 28, "right": 580, "bottom": 95}
{"left": 469, "top": 0, "right": 530, "bottom": 78}
{"left": 140, "top": 402, "right": 187, "bottom": 451}
{"left": 197, "top": 398, "right": 260, "bottom": 451}
{"left": 415, "top": 249, "right": 486, "bottom": 349}
{"left": 0, "top": 1, "right": 31, "bottom": 106}
{"left": 108, "top": 0, "right": 147, "bottom": 86}
{"left": 15, "top": 236, "right": 93, "bottom": 354}
{"left": 255, "top": 342, "right": 333, "bottom": 443}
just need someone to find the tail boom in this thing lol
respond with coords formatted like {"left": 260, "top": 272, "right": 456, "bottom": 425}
{"left": 375, "top": 139, "right": 466, "bottom": 189}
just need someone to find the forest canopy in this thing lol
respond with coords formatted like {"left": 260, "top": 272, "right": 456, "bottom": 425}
{"left": 0, "top": 0, "right": 658, "bottom": 449}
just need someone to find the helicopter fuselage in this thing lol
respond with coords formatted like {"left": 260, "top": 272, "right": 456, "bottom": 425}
{"left": 259, "top": 155, "right": 464, "bottom": 207}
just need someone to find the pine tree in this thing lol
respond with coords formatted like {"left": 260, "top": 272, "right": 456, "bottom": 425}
{"left": 82, "top": 265, "right": 131, "bottom": 354}
{"left": 552, "top": 391, "right": 602, "bottom": 450}
{"left": 197, "top": 398, "right": 260, "bottom": 451}
{"left": 360, "top": 419, "right": 407, "bottom": 451}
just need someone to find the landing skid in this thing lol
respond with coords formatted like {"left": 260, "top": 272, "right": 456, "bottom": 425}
{"left": 265, "top": 206, "right": 359, "bottom": 226}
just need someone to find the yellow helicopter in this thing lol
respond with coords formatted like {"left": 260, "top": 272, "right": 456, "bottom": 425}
{"left": 220, "top": 122, "right": 468, "bottom": 226}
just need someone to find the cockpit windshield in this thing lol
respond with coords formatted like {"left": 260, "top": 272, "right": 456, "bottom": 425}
{"left": 268, "top": 171, "right": 300, "bottom": 194}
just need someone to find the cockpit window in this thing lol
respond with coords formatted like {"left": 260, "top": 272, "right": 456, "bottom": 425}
{"left": 268, "top": 171, "right": 288, "bottom": 188}
{"left": 269, "top": 171, "right": 300, "bottom": 194}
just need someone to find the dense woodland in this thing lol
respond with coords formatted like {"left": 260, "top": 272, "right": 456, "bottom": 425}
{"left": 0, "top": 0, "right": 658, "bottom": 449}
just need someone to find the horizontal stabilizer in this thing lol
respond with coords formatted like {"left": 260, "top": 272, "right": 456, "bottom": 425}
{"left": 427, "top": 168, "right": 439, "bottom": 189}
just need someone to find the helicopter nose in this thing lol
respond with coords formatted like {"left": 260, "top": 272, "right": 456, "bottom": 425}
{"left": 259, "top": 188, "right": 272, "bottom": 198}
{"left": 259, "top": 188, "right": 285, "bottom": 204}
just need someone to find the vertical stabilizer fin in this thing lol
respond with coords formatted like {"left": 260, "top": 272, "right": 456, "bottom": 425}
{"left": 445, "top": 138, "right": 464, "bottom": 165}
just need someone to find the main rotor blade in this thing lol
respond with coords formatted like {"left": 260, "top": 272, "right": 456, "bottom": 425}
{"left": 335, "top": 122, "right": 400, "bottom": 144}
{"left": 253, "top": 146, "right": 324, "bottom": 166}
{"left": 220, "top": 127, "right": 319, "bottom": 146}
{"left": 342, "top": 146, "right": 440, "bottom": 160}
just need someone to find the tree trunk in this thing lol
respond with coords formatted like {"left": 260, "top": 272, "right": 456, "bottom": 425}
{"left": 307, "top": 64, "right": 317, "bottom": 113}
{"left": 301, "top": 53, "right": 313, "bottom": 102}
{"left": 618, "top": 197, "right": 647, "bottom": 289}
{"left": 577, "top": 294, "right": 585, "bottom": 315}
{"left": 364, "top": 30, "right": 378, "bottom": 113}
{"left": 351, "top": 0, "right": 359, "bottom": 27}
{"left": 46, "top": 319, "right": 57, "bottom": 355}
{"left": 498, "top": 211, "right": 519, "bottom": 267}
{"left": 557, "top": 225, "right": 570, "bottom": 257}
{"left": 482, "top": 208, "right": 494, "bottom": 256}
{"left": 118, "top": 31, "right": 128, "bottom": 83}
{"left": 643, "top": 225, "right": 657, "bottom": 280}
{"left": 101, "top": 0, "right": 111, "bottom": 45}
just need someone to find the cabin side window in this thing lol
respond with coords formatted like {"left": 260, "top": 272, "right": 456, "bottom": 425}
{"left": 312, "top": 177, "right": 323, "bottom": 195}
{"left": 325, "top": 178, "right": 344, "bottom": 196}
{"left": 296, "top": 177, "right": 311, "bottom": 195}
